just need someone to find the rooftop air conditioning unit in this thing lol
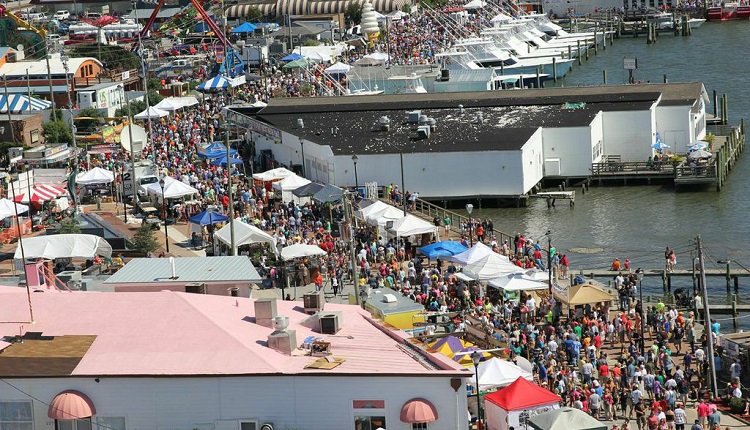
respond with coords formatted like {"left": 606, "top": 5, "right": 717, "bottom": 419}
{"left": 185, "top": 282, "right": 206, "bottom": 294}
{"left": 416, "top": 125, "right": 430, "bottom": 139}
{"left": 382, "top": 293, "right": 397, "bottom": 303}
{"left": 378, "top": 116, "right": 391, "bottom": 131}
{"left": 303, "top": 291, "right": 324, "bottom": 314}
{"left": 319, "top": 312, "right": 341, "bottom": 334}
{"left": 407, "top": 110, "right": 421, "bottom": 124}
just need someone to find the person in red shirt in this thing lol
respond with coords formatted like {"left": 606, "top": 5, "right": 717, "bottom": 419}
{"left": 599, "top": 362, "right": 609, "bottom": 378}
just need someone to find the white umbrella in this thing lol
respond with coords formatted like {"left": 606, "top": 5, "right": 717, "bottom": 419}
{"left": 281, "top": 243, "right": 327, "bottom": 260}
{"left": 688, "top": 149, "right": 712, "bottom": 159}
{"left": 0, "top": 198, "right": 28, "bottom": 219}
{"left": 488, "top": 273, "right": 548, "bottom": 291}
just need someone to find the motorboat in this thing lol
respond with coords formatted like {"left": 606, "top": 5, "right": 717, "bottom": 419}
{"left": 688, "top": 18, "right": 706, "bottom": 28}
{"left": 707, "top": 2, "right": 750, "bottom": 20}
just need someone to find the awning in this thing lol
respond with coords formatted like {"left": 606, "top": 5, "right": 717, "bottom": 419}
{"left": 400, "top": 398, "right": 438, "bottom": 424}
{"left": 48, "top": 390, "right": 96, "bottom": 420}
{"left": 225, "top": 1, "right": 277, "bottom": 18}
{"left": 0, "top": 93, "right": 52, "bottom": 113}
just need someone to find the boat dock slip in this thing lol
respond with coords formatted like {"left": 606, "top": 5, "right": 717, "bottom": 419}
{"left": 581, "top": 266, "right": 750, "bottom": 294}
{"left": 528, "top": 191, "right": 575, "bottom": 207}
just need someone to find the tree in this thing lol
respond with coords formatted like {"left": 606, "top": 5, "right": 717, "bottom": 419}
{"left": 69, "top": 44, "right": 142, "bottom": 70}
{"left": 42, "top": 120, "right": 74, "bottom": 145}
{"left": 129, "top": 223, "right": 160, "bottom": 254}
{"left": 57, "top": 217, "right": 82, "bottom": 234}
{"left": 345, "top": 1, "right": 363, "bottom": 25}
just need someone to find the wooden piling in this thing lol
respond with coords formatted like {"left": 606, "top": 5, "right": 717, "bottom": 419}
{"left": 662, "top": 270, "right": 667, "bottom": 292}
{"left": 552, "top": 57, "right": 557, "bottom": 83}
{"left": 725, "top": 261, "right": 731, "bottom": 293}
{"left": 594, "top": 29, "right": 598, "bottom": 54}
{"left": 577, "top": 40, "right": 582, "bottom": 65}
{"left": 603, "top": 69, "right": 607, "bottom": 84}
{"left": 732, "top": 294, "right": 739, "bottom": 331}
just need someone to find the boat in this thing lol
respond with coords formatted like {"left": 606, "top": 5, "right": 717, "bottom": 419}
{"left": 647, "top": 11, "right": 674, "bottom": 30}
{"left": 688, "top": 18, "right": 707, "bottom": 28}
{"left": 706, "top": 3, "right": 750, "bottom": 20}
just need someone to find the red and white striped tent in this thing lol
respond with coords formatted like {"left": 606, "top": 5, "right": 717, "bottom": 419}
{"left": 13, "top": 184, "right": 66, "bottom": 204}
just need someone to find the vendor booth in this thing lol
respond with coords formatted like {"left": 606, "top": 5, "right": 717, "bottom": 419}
{"left": 483, "top": 376, "right": 561, "bottom": 430}
{"left": 475, "top": 358, "right": 533, "bottom": 390}
{"left": 527, "top": 407, "right": 607, "bottom": 430}
{"left": 214, "top": 218, "right": 277, "bottom": 256}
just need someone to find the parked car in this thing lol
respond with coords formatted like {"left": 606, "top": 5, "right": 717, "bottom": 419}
{"left": 46, "top": 34, "right": 61, "bottom": 42}
{"left": 54, "top": 10, "right": 70, "bottom": 20}
{"left": 85, "top": 12, "right": 102, "bottom": 19}
{"left": 57, "top": 22, "right": 69, "bottom": 35}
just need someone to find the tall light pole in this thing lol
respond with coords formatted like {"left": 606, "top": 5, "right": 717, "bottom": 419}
{"left": 44, "top": 40, "right": 57, "bottom": 122}
{"left": 637, "top": 268, "right": 645, "bottom": 353}
{"left": 546, "top": 230, "right": 552, "bottom": 293}
{"left": 471, "top": 351, "right": 482, "bottom": 428}
{"left": 400, "top": 151, "right": 406, "bottom": 215}
{"left": 299, "top": 136, "right": 306, "bottom": 177}
{"left": 351, "top": 154, "right": 359, "bottom": 195}
{"left": 159, "top": 177, "right": 170, "bottom": 253}
{"left": 132, "top": 0, "right": 152, "bottom": 141}
{"left": 61, "top": 55, "right": 78, "bottom": 169}
{"left": 466, "top": 204, "right": 474, "bottom": 246}
{"left": 225, "top": 118, "right": 235, "bottom": 256}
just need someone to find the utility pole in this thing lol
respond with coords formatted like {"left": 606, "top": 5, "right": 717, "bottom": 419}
{"left": 225, "top": 117, "right": 235, "bottom": 255}
{"left": 343, "top": 191, "right": 360, "bottom": 305}
{"left": 44, "top": 40, "right": 56, "bottom": 122}
{"left": 697, "top": 235, "right": 719, "bottom": 399}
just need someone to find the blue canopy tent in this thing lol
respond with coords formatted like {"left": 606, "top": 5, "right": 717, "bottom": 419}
{"left": 210, "top": 157, "right": 244, "bottom": 166}
{"left": 189, "top": 210, "right": 229, "bottom": 226}
{"left": 196, "top": 75, "right": 229, "bottom": 92}
{"left": 419, "top": 241, "right": 469, "bottom": 260}
{"left": 231, "top": 22, "right": 257, "bottom": 33}
{"left": 281, "top": 52, "right": 303, "bottom": 61}
{"left": 198, "top": 142, "right": 239, "bottom": 158}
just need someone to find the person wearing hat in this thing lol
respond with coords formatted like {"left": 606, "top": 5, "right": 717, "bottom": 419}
{"left": 674, "top": 402, "right": 687, "bottom": 430}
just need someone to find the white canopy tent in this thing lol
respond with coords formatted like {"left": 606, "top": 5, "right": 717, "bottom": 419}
{"left": 366, "top": 205, "right": 405, "bottom": 227}
{"left": 388, "top": 214, "right": 436, "bottom": 237}
{"left": 272, "top": 174, "right": 312, "bottom": 203}
{"left": 490, "top": 13, "right": 514, "bottom": 23}
{"left": 449, "top": 242, "right": 493, "bottom": 265}
{"left": 356, "top": 200, "right": 391, "bottom": 220}
{"left": 488, "top": 273, "right": 549, "bottom": 291}
{"left": 476, "top": 358, "right": 533, "bottom": 389}
{"left": 281, "top": 243, "right": 327, "bottom": 261}
{"left": 463, "top": 252, "right": 518, "bottom": 281}
{"left": 325, "top": 62, "right": 352, "bottom": 73}
{"left": 174, "top": 96, "right": 199, "bottom": 107}
{"left": 464, "top": 0, "right": 487, "bottom": 8}
{"left": 252, "top": 167, "right": 296, "bottom": 182}
{"left": 76, "top": 167, "right": 115, "bottom": 185}
{"left": 214, "top": 218, "right": 277, "bottom": 256}
{"left": 134, "top": 106, "right": 169, "bottom": 120}
{"left": 145, "top": 176, "right": 199, "bottom": 199}
{"left": 0, "top": 198, "right": 29, "bottom": 219}
{"left": 14, "top": 234, "right": 113, "bottom": 260}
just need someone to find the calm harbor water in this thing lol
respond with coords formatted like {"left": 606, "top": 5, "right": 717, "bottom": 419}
{"left": 475, "top": 22, "right": 750, "bottom": 300}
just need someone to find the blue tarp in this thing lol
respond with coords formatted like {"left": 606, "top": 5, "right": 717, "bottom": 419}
{"left": 231, "top": 22, "right": 257, "bottom": 33}
{"left": 189, "top": 210, "right": 229, "bottom": 226}
{"left": 419, "top": 241, "right": 469, "bottom": 260}
{"left": 281, "top": 53, "right": 303, "bottom": 61}
{"left": 210, "top": 157, "right": 244, "bottom": 166}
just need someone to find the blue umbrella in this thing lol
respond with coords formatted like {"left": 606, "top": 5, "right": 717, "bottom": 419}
{"left": 282, "top": 52, "right": 303, "bottom": 61}
{"left": 189, "top": 210, "right": 229, "bottom": 226}
{"left": 651, "top": 133, "right": 669, "bottom": 150}
{"left": 419, "top": 241, "right": 469, "bottom": 260}
{"left": 689, "top": 141, "right": 708, "bottom": 151}
{"left": 231, "top": 22, "right": 257, "bottom": 33}
{"left": 210, "top": 157, "right": 244, "bottom": 166}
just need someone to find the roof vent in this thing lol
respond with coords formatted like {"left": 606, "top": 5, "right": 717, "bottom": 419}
{"left": 378, "top": 115, "right": 391, "bottom": 131}
{"left": 319, "top": 311, "right": 342, "bottom": 334}
{"left": 297, "top": 118, "right": 305, "bottom": 129}
{"left": 427, "top": 117, "right": 437, "bottom": 131}
{"left": 383, "top": 293, "right": 397, "bottom": 303}
{"left": 475, "top": 112, "right": 484, "bottom": 125}
{"left": 416, "top": 125, "right": 430, "bottom": 139}
{"left": 255, "top": 298, "right": 278, "bottom": 328}
{"left": 458, "top": 104, "right": 464, "bottom": 114}
{"left": 303, "top": 291, "right": 325, "bottom": 314}
{"left": 268, "top": 315, "right": 297, "bottom": 355}
{"left": 419, "top": 114, "right": 428, "bottom": 125}
{"left": 407, "top": 110, "right": 421, "bottom": 124}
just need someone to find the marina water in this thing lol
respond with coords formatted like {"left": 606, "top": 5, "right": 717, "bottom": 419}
{"left": 477, "top": 22, "right": 750, "bottom": 313}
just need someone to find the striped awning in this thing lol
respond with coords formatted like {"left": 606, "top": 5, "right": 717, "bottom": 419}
{"left": 226, "top": 1, "right": 277, "bottom": 18}
{"left": 0, "top": 94, "right": 52, "bottom": 113}
{"left": 13, "top": 184, "right": 66, "bottom": 204}
{"left": 307, "top": 0, "right": 349, "bottom": 14}
{"left": 197, "top": 75, "right": 230, "bottom": 91}
{"left": 227, "top": 0, "right": 408, "bottom": 18}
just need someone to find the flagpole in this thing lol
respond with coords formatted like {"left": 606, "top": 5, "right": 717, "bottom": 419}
{"left": 2, "top": 75, "right": 16, "bottom": 145}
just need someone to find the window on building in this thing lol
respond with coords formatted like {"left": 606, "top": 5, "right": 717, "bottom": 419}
{"left": 354, "top": 416, "right": 385, "bottom": 430}
{"left": 0, "top": 401, "right": 33, "bottom": 430}
{"left": 412, "top": 424, "right": 428, "bottom": 430}
{"left": 353, "top": 400, "right": 385, "bottom": 430}
{"left": 58, "top": 419, "right": 92, "bottom": 430}
{"left": 95, "top": 417, "right": 126, "bottom": 430}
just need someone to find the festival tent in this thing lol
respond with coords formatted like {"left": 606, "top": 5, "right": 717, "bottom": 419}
{"left": 488, "top": 273, "right": 548, "bottom": 291}
{"left": 252, "top": 167, "right": 295, "bottom": 182}
{"left": 364, "top": 52, "right": 390, "bottom": 61}
{"left": 145, "top": 176, "right": 199, "bottom": 199}
{"left": 453, "top": 346, "right": 492, "bottom": 366}
{"left": 153, "top": 98, "right": 185, "bottom": 111}
{"left": 76, "top": 167, "right": 115, "bottom": 185}
{"left": 490, "top": 13, "right": 514, "bottom": 23}
{"left": 280, "top": 243, "right": 327, "bottom": 261}
{"left": 292, "top": 182, "right": 324, "bottom": 198}
{"left": 281, "top": 53, "right": 303, "bottom": 61}
{"left": 475, "top": 358, "right": 533, "bottom": 390}
{"left": 525, "top": 269, "right": 549, "bottom": 281}
{"left": 272, "top": 174, "right": 311, "bottom": 202}
{"left": 325, "top": 62, "right": 352, "bottom": 73}
{"left": 388, "top": 214, "right": 436, "bottom": 237}
{"left": 419, "top": 241, "right": 468, "bottom": 260}
{"left": 231, "top": 22, "right": 257, "bottom": 33}
{"left": 357, "top": 200, "right": 391, "bottom": 220}
{"left": 282, "top": 58, "right": 309, "bottom": 69}
{"left": 196, "top": 75, "right": 230, "bottom": 92}
{"left": 210, "top": 157, "right": 244, "bottom": 167}
{"left": 449, "top": 242, "right": 493, "bottom": 265}
{"left": 0, "top": 199, "right": 29, "bottom": 219}
{"left": 462, "top": 252, "right": 518, "bottom": 281}
{"left": 428, "top": 335, "right": 468, "bottom": 357}
{"left": 305, "top": 51, "right": 327, "bottom": 63}
{"left": 198, "top": 142, "right": 238, "bottom": 159}
{"left": 554, "top": 283, "right": 613, "bottom": 306}
{"left": 13, "top": 184, "right": 65, "bottom": 204}
{"left": 14, "top": 234, "right": 113, "bottom": 260}
{"left": 134, "top": 106, "right": 169, "bottom": 119}
{"left": 464, "top": 0, "right": 487, "bottom": 8}
{"left": 0, "top": 93, "right": 52, "bottom": 113}
{"left": 312, "top": 184, "right": 345, "bottom": 204}
{"left": 365, "top": 205, "right": 405, "bottom": 227}
{"left": 174, "top": 96, "right": 199, "bottom": 107}
{"left": 527, "top": 407, "right": 607, "bottom": 430}
{"left": 483, "top": 377, "right": 561, "bottom": 430}
{"left": 188, "top": 210, "right": 229, "bottom": 226}
{"left": 215, "top": 218, "right": 277, "bottom": 255}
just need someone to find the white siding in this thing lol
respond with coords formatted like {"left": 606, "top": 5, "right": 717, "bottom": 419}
{"left": 541, "top": 115, "right": 601, "bottom": 177}
{"left": 520, "top": 128, "right": 545, "bottom": 193}
{"left": 601, "top": 106, "right": 656, "bottom": 161}
{"left": 656, "top": 105, "right": 691, "bottom": 155}
{"left": 1, "top": 376, "right": 468, "bottom": 430}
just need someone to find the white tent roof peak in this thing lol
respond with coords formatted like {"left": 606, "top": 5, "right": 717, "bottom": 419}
{"left": 215, "top": 218, "right": 277, "bottom": 255}
{"left": 76, "top": 167, "right": 115, "bottom": 185}
{"left": 388, "top": 214, "right": 436, "bottom": 237}
{"left": 252, "top": 167, "right": 296, "bottom": 182}
{"left": 14, "top": 234, "right": 113, "bottom": 260}
{"left": 146, "top": 176, "right": 199, "bottom": 199}
{"left": 272, "top": 174, "right": 311, "bottom": 191}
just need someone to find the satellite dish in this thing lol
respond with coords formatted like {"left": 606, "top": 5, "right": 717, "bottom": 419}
{"left": 16, "top": 44, "right": 24, "bottom": 52}
{"left": 120, "top": 124, "right": 147, "bottom": 155}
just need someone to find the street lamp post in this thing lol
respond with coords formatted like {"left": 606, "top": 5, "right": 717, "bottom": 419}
{"left": 299, "top": 137, "right": 306, "bottom": 177}
{"left": 637, "top": 268, "right": 645, "bottom": 353}
{"left": 351, "top": 154, "right": 359, "bottom": 196}
{"left": 466, "top": 204, "right": 474, "bottom": 246}
{"left": 546, "top": 230, "right": 552, "bottom": 294}
{"left": 471, "top": 351, "right": 482, "bottom": 429}
{"left": 159, "top": 177, "right": 170, "bottom": 253}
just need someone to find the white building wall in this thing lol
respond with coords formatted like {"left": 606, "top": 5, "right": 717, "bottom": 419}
{"left": 656, "top": 105, "right": 692, "bottom": 155}
{"left": 541, "top": 119, "right": 601, "bottom": 177}
{"left": 601, "top": 106, "right": 656, "bottom": 161}
{"left": 1, "top": 376, "right": 468, "bottom": 430}
{"left": 520, "top": 128, "right": 545, "bottom": 193}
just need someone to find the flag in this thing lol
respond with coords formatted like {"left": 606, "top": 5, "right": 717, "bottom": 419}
{"left": 67, "top": 165, "right": 78, "bottom": 208}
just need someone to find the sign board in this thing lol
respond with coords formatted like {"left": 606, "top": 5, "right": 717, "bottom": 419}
{"left": 224, "top": 109, "right": 282, "bottom": 142}
{"left": 623, "top": 58, "right": 638, "bottom": 70}
{"left": 121, "top": 70, "right": 130, "bottom": 80}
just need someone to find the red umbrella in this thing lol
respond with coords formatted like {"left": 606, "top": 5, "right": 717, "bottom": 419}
{"left": 13, "top": 184, "right": 66, "bottom": 204}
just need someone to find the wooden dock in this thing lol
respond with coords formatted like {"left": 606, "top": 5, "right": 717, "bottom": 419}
{"left": 580, "top": 266, "right": 750, "bottom": 294}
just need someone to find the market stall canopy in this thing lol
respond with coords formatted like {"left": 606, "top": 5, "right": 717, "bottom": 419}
{"left": 365, "top": 205, "right": 404, "bottom": 227}
{"left": 281, "top": 53, "right": 304, "bottom": 61}
{"left": 272, "top": 174, "right": 311, "bottom": 191}
{"left": 325, "top": 62, "right": 352, "bottom": 73}
{"left": 145, "top": 176, "right": 199, "bottom": 199}
{"left": 462, "top": 252, "right": 518, "bottom": 281}
{"left": 231, "top": 22, "right": 257, "bottom": 33}
{"left": 153, "top": 97, "right": 199, "bottom": 111}
{"left": 312, "top": 184, "right": 344, "bottom": 203}
{"left": 464, "top": 0, "right": 487, "bottom": 8}
{"left": 215, "top": 218, "right": 277, "bottom": 254}
{"left": 189, "top": 210, "right": 229, "bottom": 226}
{"left": 134, "top": 106, "right": 169, "bottom": 120}
{"left": 419, "top": 241, "right": 468, "bottom": 259}
{"left": 280, "top": 243, "right": 327, "bottom": 260}
{"left": 555, "top": 284, "right": 613, "bottom": 306}
{"left": 282, "top": 58, "right": 309, "bottom": 69}
{"left": 484, "top": 377, "right": 561, "bottom": 411}
{"left": 388, "top": 214, "right": 436, "bottom": 237}
{"left": 196, "top": 75, "right": 229, "bottom": 92}
{"left": 527, "top": 407, "right": 607, "bottom": 430}
{"left": 488, "top": 273, "right": 548, "bottom": 291}
{"left": 292, "top": 182, "right": 324, "bottom": 198}
{"left": 252, "top": 167, "right": 295, "bottom": 182}
{"left": 0, "top": 93, "right": 52, "bottom": 113}
{"left": 210, "top": 157, "right": 244, "bottom": 167}
{"left": 428, "top": 335, "right": 469, "bottom": 356}
{"left": 199, "top": 142, "right": 239, "bottom": 159}
{"left": 76, "top": 167, "right": 115, "bottom": 185}
{"left": 449, "top": 241, "right": 493, "bottom": 265}
{"left": 14, "top": 234, "right": 113, "bottom": 260}
{"left": 0, "top": 198, "right": 28, "bottom": 219}
{"left": 475, "top": 358, "right": 533, "bottom": 389}
{"left": 357, "top": 200, "right": 390, "bottom": 219}
{"left": 13, "top": 183, "right": 66, "bottom": 204}
{"left": 490, "top": 12, "right": 513, "bottom": 23}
